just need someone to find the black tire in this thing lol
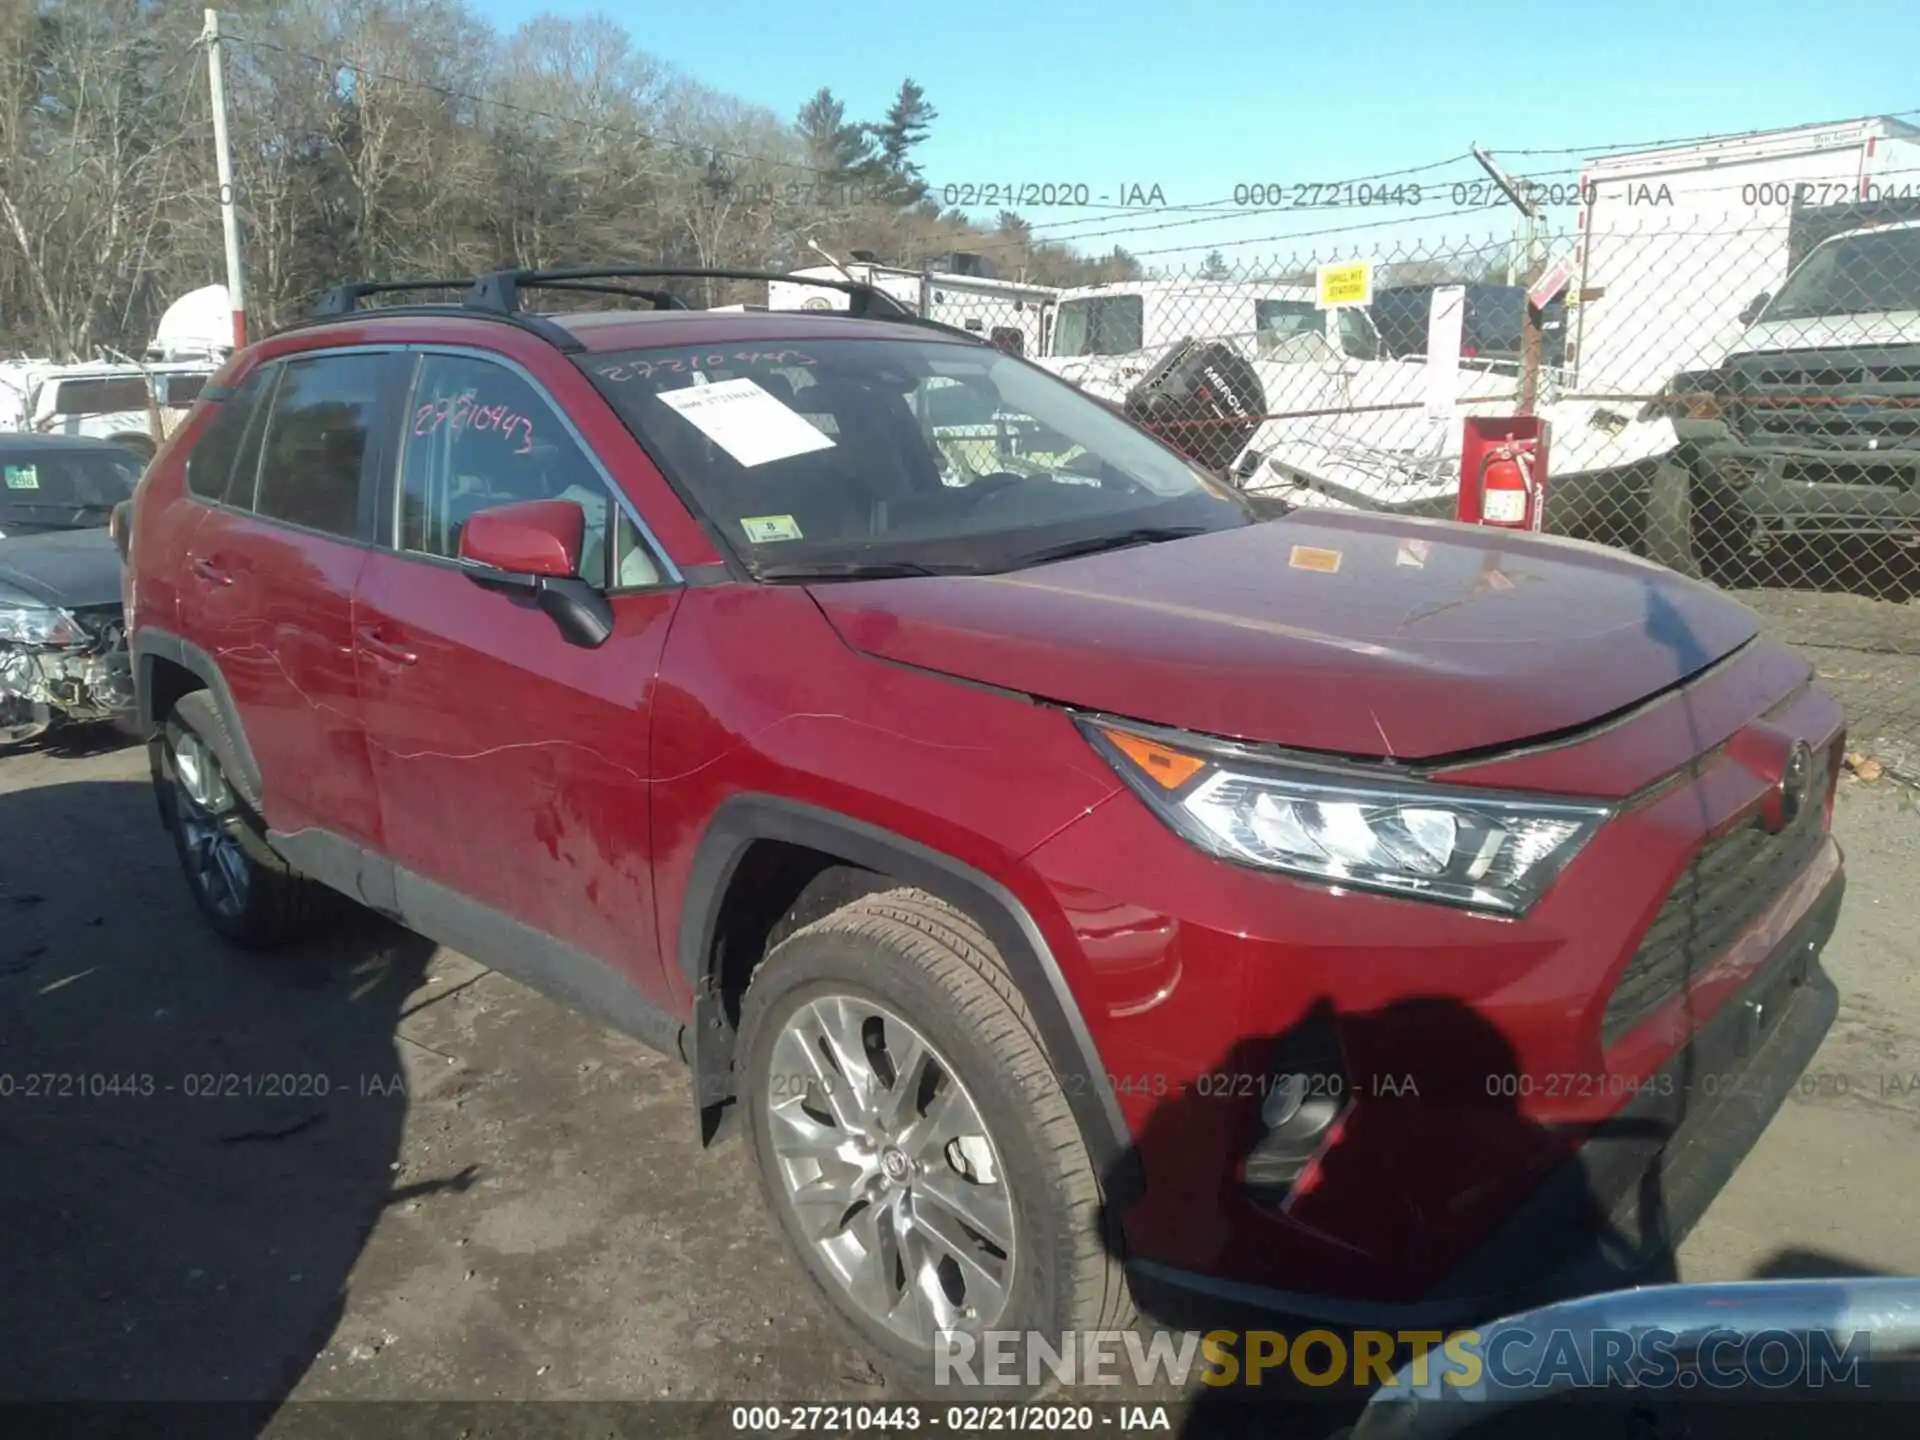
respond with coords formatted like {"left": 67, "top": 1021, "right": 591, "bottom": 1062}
{"left": 737, "top": 887, "right": 1133, "bottom": 1400}
{"left": 155, "top": 691, "right": 344, "bottom": 948}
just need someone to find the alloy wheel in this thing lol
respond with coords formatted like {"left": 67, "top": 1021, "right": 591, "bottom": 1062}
{"left": 170, "top": 729, "right": 249, "bottom": 921}
{"left": 764, "top": 994, "right": 1017, "bottom": 1349}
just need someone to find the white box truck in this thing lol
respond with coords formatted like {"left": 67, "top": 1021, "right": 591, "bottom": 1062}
{"left": 1568, "top": 116, "right": 1920, "bottom": 400}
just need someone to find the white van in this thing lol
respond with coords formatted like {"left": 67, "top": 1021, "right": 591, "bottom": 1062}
{"left": 1045, "top": 279, "right": 1384, "bottom": 365}
{"left": 10, "top": 362, "right": 217, "bottom": 461}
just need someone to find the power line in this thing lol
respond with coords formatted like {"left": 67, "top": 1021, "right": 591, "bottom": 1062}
{"left": 1118, "top": 205, "right": 1502, "bottom": 264}
{"left": 1009, "top": 152, "right": 1480, "bottom": 236}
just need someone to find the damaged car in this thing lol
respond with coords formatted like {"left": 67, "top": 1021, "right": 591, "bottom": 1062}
{"left": 0, "top": 435, "right": 142, "bottom": 747}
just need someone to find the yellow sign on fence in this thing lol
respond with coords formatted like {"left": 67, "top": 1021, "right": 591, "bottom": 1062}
{"left": 1316, "top": 260, "right": 1373, "bottom": 309}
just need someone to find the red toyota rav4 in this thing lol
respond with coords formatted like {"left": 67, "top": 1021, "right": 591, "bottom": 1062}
{"left": 121, "top": 267, "right": 1845, "bottom": 1393}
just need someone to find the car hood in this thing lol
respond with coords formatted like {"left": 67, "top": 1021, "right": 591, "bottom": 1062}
{"left": 0, "top": 527, "right": 123, "bottom": 610}
{"left": 807, "top": 511, "right": 1760, "bottom": 760}
{"left": 1735, "top": 311, "right": 1920, "bottom": 354}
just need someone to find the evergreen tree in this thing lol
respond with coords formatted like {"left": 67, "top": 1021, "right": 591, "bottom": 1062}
{"left": 795, "top": 87, "right": 879, "bottom": 182}
{"left": 871, "top": 78, "right": 938, "bottom": 204}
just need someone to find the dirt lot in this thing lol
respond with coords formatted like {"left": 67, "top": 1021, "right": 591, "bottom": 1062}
{"left": 2, "top": 726, "right": 1919, "bottom": 1428}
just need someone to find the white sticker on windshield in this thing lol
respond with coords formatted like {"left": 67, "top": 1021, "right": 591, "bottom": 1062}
{"left": 655, "top": 376, "right": 836, "bottom": 468}
{"left": 741, "top": 514, "right": 803, "bottom": 543}
{"left": 4, "top": 464, "right": 38, "bottom": 490}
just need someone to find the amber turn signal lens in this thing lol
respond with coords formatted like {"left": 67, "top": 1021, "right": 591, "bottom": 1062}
{"left": 1099, "top": 728, "right": 1206, "bottom": 790}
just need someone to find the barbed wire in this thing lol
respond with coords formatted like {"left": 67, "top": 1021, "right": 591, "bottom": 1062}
{"left": 1485, "top": 107, "right": 1920, "bottom": 157}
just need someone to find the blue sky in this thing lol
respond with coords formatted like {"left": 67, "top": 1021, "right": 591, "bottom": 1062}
{"left": 475, "top": 0, "right": 1919, "bottom": 268}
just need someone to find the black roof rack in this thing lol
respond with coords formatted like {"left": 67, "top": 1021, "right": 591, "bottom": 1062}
{"left": 276, "top": 265, "right": 985, "bottom": 355}
{"left": 311, "top": 279, "right": 475, "bottom": 316}
{"left": 465, "top": 265, "right": 921, "bottom": 323}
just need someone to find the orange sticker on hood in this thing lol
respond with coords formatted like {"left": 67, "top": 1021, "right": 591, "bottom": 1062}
{"left": 1289, "top": 545, "right": 1343, "bottom": 573}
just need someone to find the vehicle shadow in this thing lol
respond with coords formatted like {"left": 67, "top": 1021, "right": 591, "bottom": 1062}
{"left": 0, "top": 776, "right": 468, "bottom": 1436}
{"left": 1101, "top": 995, "right": 1681, "bottom": 1440}
{"left": 0, "top": 719, "right": 143, "bottom": 762}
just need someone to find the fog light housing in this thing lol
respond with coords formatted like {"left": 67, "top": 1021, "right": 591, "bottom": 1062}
{"left": 1240, "top": 1016, "right": 1350, "bottom": 1205}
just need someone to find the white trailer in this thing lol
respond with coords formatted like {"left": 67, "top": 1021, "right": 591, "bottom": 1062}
{"left": 766, "top": 263, "right": 1060, "bottom": 357}
{"left": 1567, "top": 116, "right": 1920, "bottom": 399}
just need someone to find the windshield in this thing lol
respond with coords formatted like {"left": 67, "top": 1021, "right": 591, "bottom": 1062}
{"left": 1765, "top": 229, "right": 1920, "bottom": 320}
{"left": 581, "top": 336, "right": 1253, "bottom": 577}
{"left": 1051, "top": 295, "right": 1144, "bottom": 357}
{"left": 0, "top": 447, "right": 141, "bottom": 529}
{"left": 1252, "top": 299, "right": 1323, "bottom": 359}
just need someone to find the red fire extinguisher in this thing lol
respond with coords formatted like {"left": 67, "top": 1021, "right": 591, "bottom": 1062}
{"left": 1457, "top": 417, "right": 1549, "bottom": 531}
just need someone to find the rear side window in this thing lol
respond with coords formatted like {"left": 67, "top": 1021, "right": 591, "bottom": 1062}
{"left": 186, "top": 366, "right": 274, "bottom": 502}
{"left": 253, "top": 353, "right": 389, "bottom": 539}
{"left": 163, "top": 374, "right": 208, "bottom": 407}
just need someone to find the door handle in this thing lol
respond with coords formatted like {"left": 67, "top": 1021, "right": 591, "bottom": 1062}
{"left": 189, "top": 555, "right": 232, "bottom": 586}
{"left": 356, "top": 624, "right": 418, "bottom": 667}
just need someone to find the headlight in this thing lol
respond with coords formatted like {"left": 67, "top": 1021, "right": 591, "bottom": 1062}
{"left": 1081, "top": 718, "right": 1612, "bottom": 915}
{"left": 0, "top": 590, "right": 86, "bottom": 646}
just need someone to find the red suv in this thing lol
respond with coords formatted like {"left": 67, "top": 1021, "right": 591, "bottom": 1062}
{"left": 122, "top": 267, "right": 1846, "bottom": 1394}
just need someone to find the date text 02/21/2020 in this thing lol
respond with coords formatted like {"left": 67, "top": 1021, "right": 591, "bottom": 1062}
{"left": 1231, "top": 180, "right": 1597, "bottom": 210}
{"left": 0, "top": 1071, "right": 409, "bottom": 1099}
{"left": 729, "top": 1403, "right": 1174, "bottom": 1432}
{"left": 939, "top": 182, "right": 1167, "bottom": 209}
{"left": 765, "top": 1070, "right": 1419, "bottom": 1103}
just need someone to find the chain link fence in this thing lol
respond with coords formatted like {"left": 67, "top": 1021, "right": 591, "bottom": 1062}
{"left": 907, "top": 203, "right": 1920, "bottom": 769}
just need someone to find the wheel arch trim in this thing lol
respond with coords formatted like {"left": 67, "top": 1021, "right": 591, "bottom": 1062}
{"left": 131, "top": 627, "right": 264, "bottom": 814}
{"left": 677, "top": 792, "right": 1138, "bottom": 1201}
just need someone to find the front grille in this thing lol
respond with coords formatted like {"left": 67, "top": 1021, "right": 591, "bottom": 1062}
{"left": 1601, "top": 743, "right": 1833, "bottom": 1047}
{"left": 1727, "top": 347, "right": 1920, "bottom": 452}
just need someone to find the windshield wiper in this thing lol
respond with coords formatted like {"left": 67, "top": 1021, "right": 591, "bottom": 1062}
{"left": 755, "top": 559, "right": 977, "bottom": 581}
{"left": 1008, "top": 525, "right": 1210, "bottom": 568}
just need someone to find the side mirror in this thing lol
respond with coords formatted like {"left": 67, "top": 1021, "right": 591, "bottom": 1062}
{"left": 1738, "top": 291, "right": 1770, "bottom": 326}
{"left": 458, "top": 499, "right": 612, "bottom": 649}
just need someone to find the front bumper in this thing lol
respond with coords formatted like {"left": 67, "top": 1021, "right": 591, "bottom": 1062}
{"left": 1697, "top": 440, "right": 1920, "bottom": 543}
{"left": 1024, "top": 644, "right": 1845, "bottom": 1312}
{"left": 0, "top": 641, "right": 136, "bottom": 726}
{"left": 1128, "top": 865, "right": 1843, "bottom": 1329}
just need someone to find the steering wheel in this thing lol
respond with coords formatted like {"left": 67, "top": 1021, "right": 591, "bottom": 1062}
{"left": 950, "top": 471, "right": 1030, "bottom": 508}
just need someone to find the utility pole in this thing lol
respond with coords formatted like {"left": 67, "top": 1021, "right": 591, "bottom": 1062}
{"left": 203, "top": 9, "right": 248, "bottom": 350}
{"left": 1472, "top": 144, "right": 1543, "bottom": 414}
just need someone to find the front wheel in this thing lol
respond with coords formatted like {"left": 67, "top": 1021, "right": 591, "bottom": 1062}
{"left": 155, "top": 692, "right": 344, "bottom": 948}
{"left": 736, "top": 889, "right": 1133, "bottom": 1399}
